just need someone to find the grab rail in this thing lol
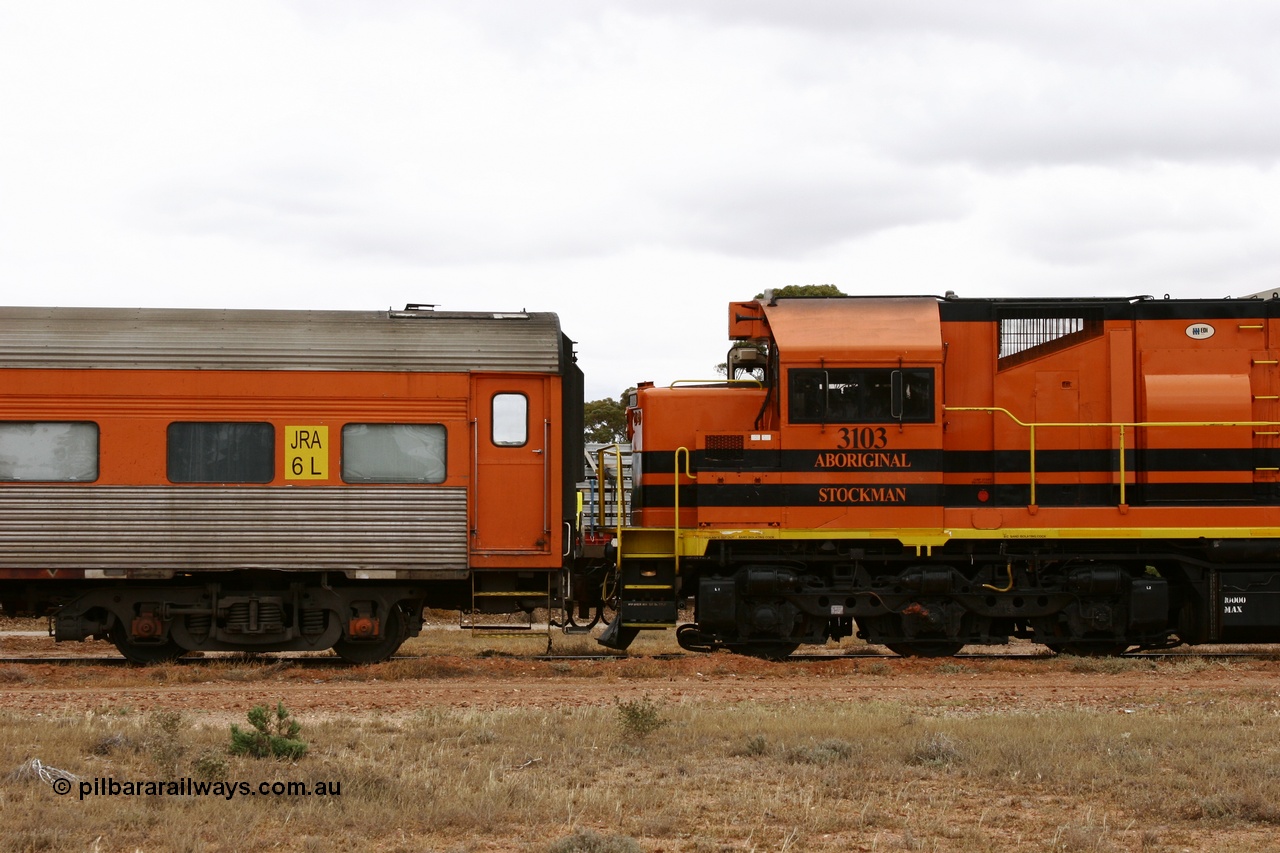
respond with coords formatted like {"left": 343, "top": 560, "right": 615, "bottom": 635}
{"left": 595, "top": 444, "right": 626, "bottom": 565}
{"left": 669, "top": 378, "right": 764, "bottom": 388}
{"left": 673, "top": 446, "right": 696, "bottom": 569}
{"left": 945, "top": 406, "right": 1280, "bottom": 507}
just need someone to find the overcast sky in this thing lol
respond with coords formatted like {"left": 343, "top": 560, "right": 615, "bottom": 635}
{"left": 3, "top": 1, "right": 1280, "bottom": 400}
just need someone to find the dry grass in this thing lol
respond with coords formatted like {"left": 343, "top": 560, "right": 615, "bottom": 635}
{"left": 9, "top": 616, "right": 1280, "bottom": 849}
{"left": 4, "top": 691, "right": 1280, "bottom": 851}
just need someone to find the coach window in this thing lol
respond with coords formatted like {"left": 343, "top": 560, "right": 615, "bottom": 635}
{"left": 492, "top": 393, "right": 528, "bottom": 447}
{"left": 342, "top": 424, "right": 447, "bottom": 483}
{"left": 0, "top": 422, "right": 98, "bottom": 481}
{"left": 788, "top": 368, "right": 934, "bottom": 424}
{"left": 167, "top": 423, "right": 274, "bottom": 483}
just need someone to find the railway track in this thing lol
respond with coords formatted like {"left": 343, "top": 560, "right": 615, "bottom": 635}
{"left": 0, "top": 650, "right": 1274, "bottom": 666}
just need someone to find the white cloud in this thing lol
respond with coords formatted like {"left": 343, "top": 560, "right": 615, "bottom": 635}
{"left": 2, "top": 1, "right": 1280, "bottom": 396}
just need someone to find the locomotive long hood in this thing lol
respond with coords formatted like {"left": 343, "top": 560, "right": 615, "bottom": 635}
{"left": 760, "top": 297, "right": 943, "bottom": 362}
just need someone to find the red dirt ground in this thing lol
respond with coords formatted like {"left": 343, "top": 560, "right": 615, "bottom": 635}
{"left": 0, "top": 624, "right": 1274, "bottom": 720}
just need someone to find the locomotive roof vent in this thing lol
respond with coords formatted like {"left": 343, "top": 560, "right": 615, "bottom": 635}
{"left": 997, "top": 306, "right": 1103, "bottom": 369}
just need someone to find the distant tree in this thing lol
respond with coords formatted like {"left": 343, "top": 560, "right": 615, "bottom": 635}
{"left": 584, "top": 391, "right": 631, "bottom": 443}
{"left": 753, "top": 284, "right": 847, "bottom": 299}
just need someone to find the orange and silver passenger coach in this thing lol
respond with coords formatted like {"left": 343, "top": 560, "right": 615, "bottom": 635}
{"left": 0, "top": 305, "right": 584, "bottom": 662}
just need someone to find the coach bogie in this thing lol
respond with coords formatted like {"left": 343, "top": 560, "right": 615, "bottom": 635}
{"left": 48, "top": 577, "right": 425, "bottom": 663}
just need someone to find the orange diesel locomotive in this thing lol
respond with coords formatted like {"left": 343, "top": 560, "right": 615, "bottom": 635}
{"left": 603, "top": 293, "right": 1280, "bottom": 656}
{"left": 0, "top": 306, "right": 584, "bottom": 662}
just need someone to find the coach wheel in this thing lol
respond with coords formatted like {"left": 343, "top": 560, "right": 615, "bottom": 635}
{"left": 884, "top": 640, "right": 964, "bottom": 658}
{"left": 109, "top": 628, "right": 185, "bottom": 665}
{"left": 333, "top": 603, "right": 407, "bottom": 664}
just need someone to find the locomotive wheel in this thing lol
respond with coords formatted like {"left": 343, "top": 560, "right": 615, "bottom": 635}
{"left": 884, "top": 641, "right": 964, "bottom": 658}
{"left": 109, "top": 629, "right": 185, "bottom": 665}
{"left": 333, "top": 604, "right": 406, "bottom": 664}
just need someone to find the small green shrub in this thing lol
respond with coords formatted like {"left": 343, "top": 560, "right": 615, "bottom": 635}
{"left": 193, "top": 748, "right": 230, "bottom": 782}
{"left": 89, "top": 732, "right": 134, "bottom": 756}
{"left": 144, "top": 710, "right": 188, "bottom": 777}
{"left": 0, "top": 665, "right": 33, "bottom": 684}
{"left": 934, "top": 662, "right": 974, "bottom": 675}
{"left": 547, "top": 828, "right": 642, "bottom": 853}
{"left": 229, "top": 703, "right": 308, "bottom": 760}
{"left": 907, "top": 731, "right": 962, "bottom": 766}
{"left": 615, "top": 697, "right": 667, "bottom": 739}
{"left": 786, "top": 738, "right": 855, "bottom": 765}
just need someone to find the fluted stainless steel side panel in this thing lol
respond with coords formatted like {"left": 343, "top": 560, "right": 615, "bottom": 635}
{"left": 0, "top": 307, "right": 564, "bottom": 373}
{"left": 0, "top": 487, "right": 467, "bottom": 572}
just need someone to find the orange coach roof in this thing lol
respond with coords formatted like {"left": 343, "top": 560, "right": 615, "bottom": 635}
{"left": 759, "top": 297, "right": 943, "bottom": 362}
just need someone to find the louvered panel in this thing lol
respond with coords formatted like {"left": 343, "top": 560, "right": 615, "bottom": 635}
{"left": 0, "top": 487, "right": 468, "bottom": 571}
{"left": 0, "top": 307, "right": 564, "bottom": 373}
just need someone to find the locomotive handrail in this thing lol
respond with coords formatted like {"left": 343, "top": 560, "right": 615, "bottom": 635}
{"left": 674, "top": 446, "right": 696, "bottom": 572}
{"left": 595, "top": 444, "right": 627, "bottom": 566}
{"left": 944, "top": 406, "right": 1280, "bottom": 507}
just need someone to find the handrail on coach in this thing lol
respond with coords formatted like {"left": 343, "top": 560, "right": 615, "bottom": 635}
{"left": 945, "top": 406, "right": 1280, "bottom": 507}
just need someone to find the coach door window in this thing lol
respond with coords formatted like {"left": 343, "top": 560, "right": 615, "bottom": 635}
{"left": 491, "top": 393, "right": 528, "bottom": 447}
{"left": 0, "top": 422, "right": 98, "bottom": 481}
{"left": 788, "top": 368, "right": 934, "bottom": 424}
{"left": 167, "top": 423, "right": 274, "bottom": 483}
{"left": 341, "top": 424, "right": 447, "bottom": 483}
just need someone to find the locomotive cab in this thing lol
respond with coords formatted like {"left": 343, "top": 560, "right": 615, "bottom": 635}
{"left": 609, "top": 296, "right": 953, "bottom": 654}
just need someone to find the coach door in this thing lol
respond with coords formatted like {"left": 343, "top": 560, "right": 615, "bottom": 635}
{"left": 471, "top": 375, "right": 552, "bottom": 558}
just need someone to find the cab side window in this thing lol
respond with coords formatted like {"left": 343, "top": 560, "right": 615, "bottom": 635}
{"left": 788, "top": 368, "right": 934, "bottom": 424}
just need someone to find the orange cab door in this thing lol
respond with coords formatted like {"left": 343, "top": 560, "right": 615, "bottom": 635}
{"left": 471, "top": 375, "right": 552, "bottom": 557}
